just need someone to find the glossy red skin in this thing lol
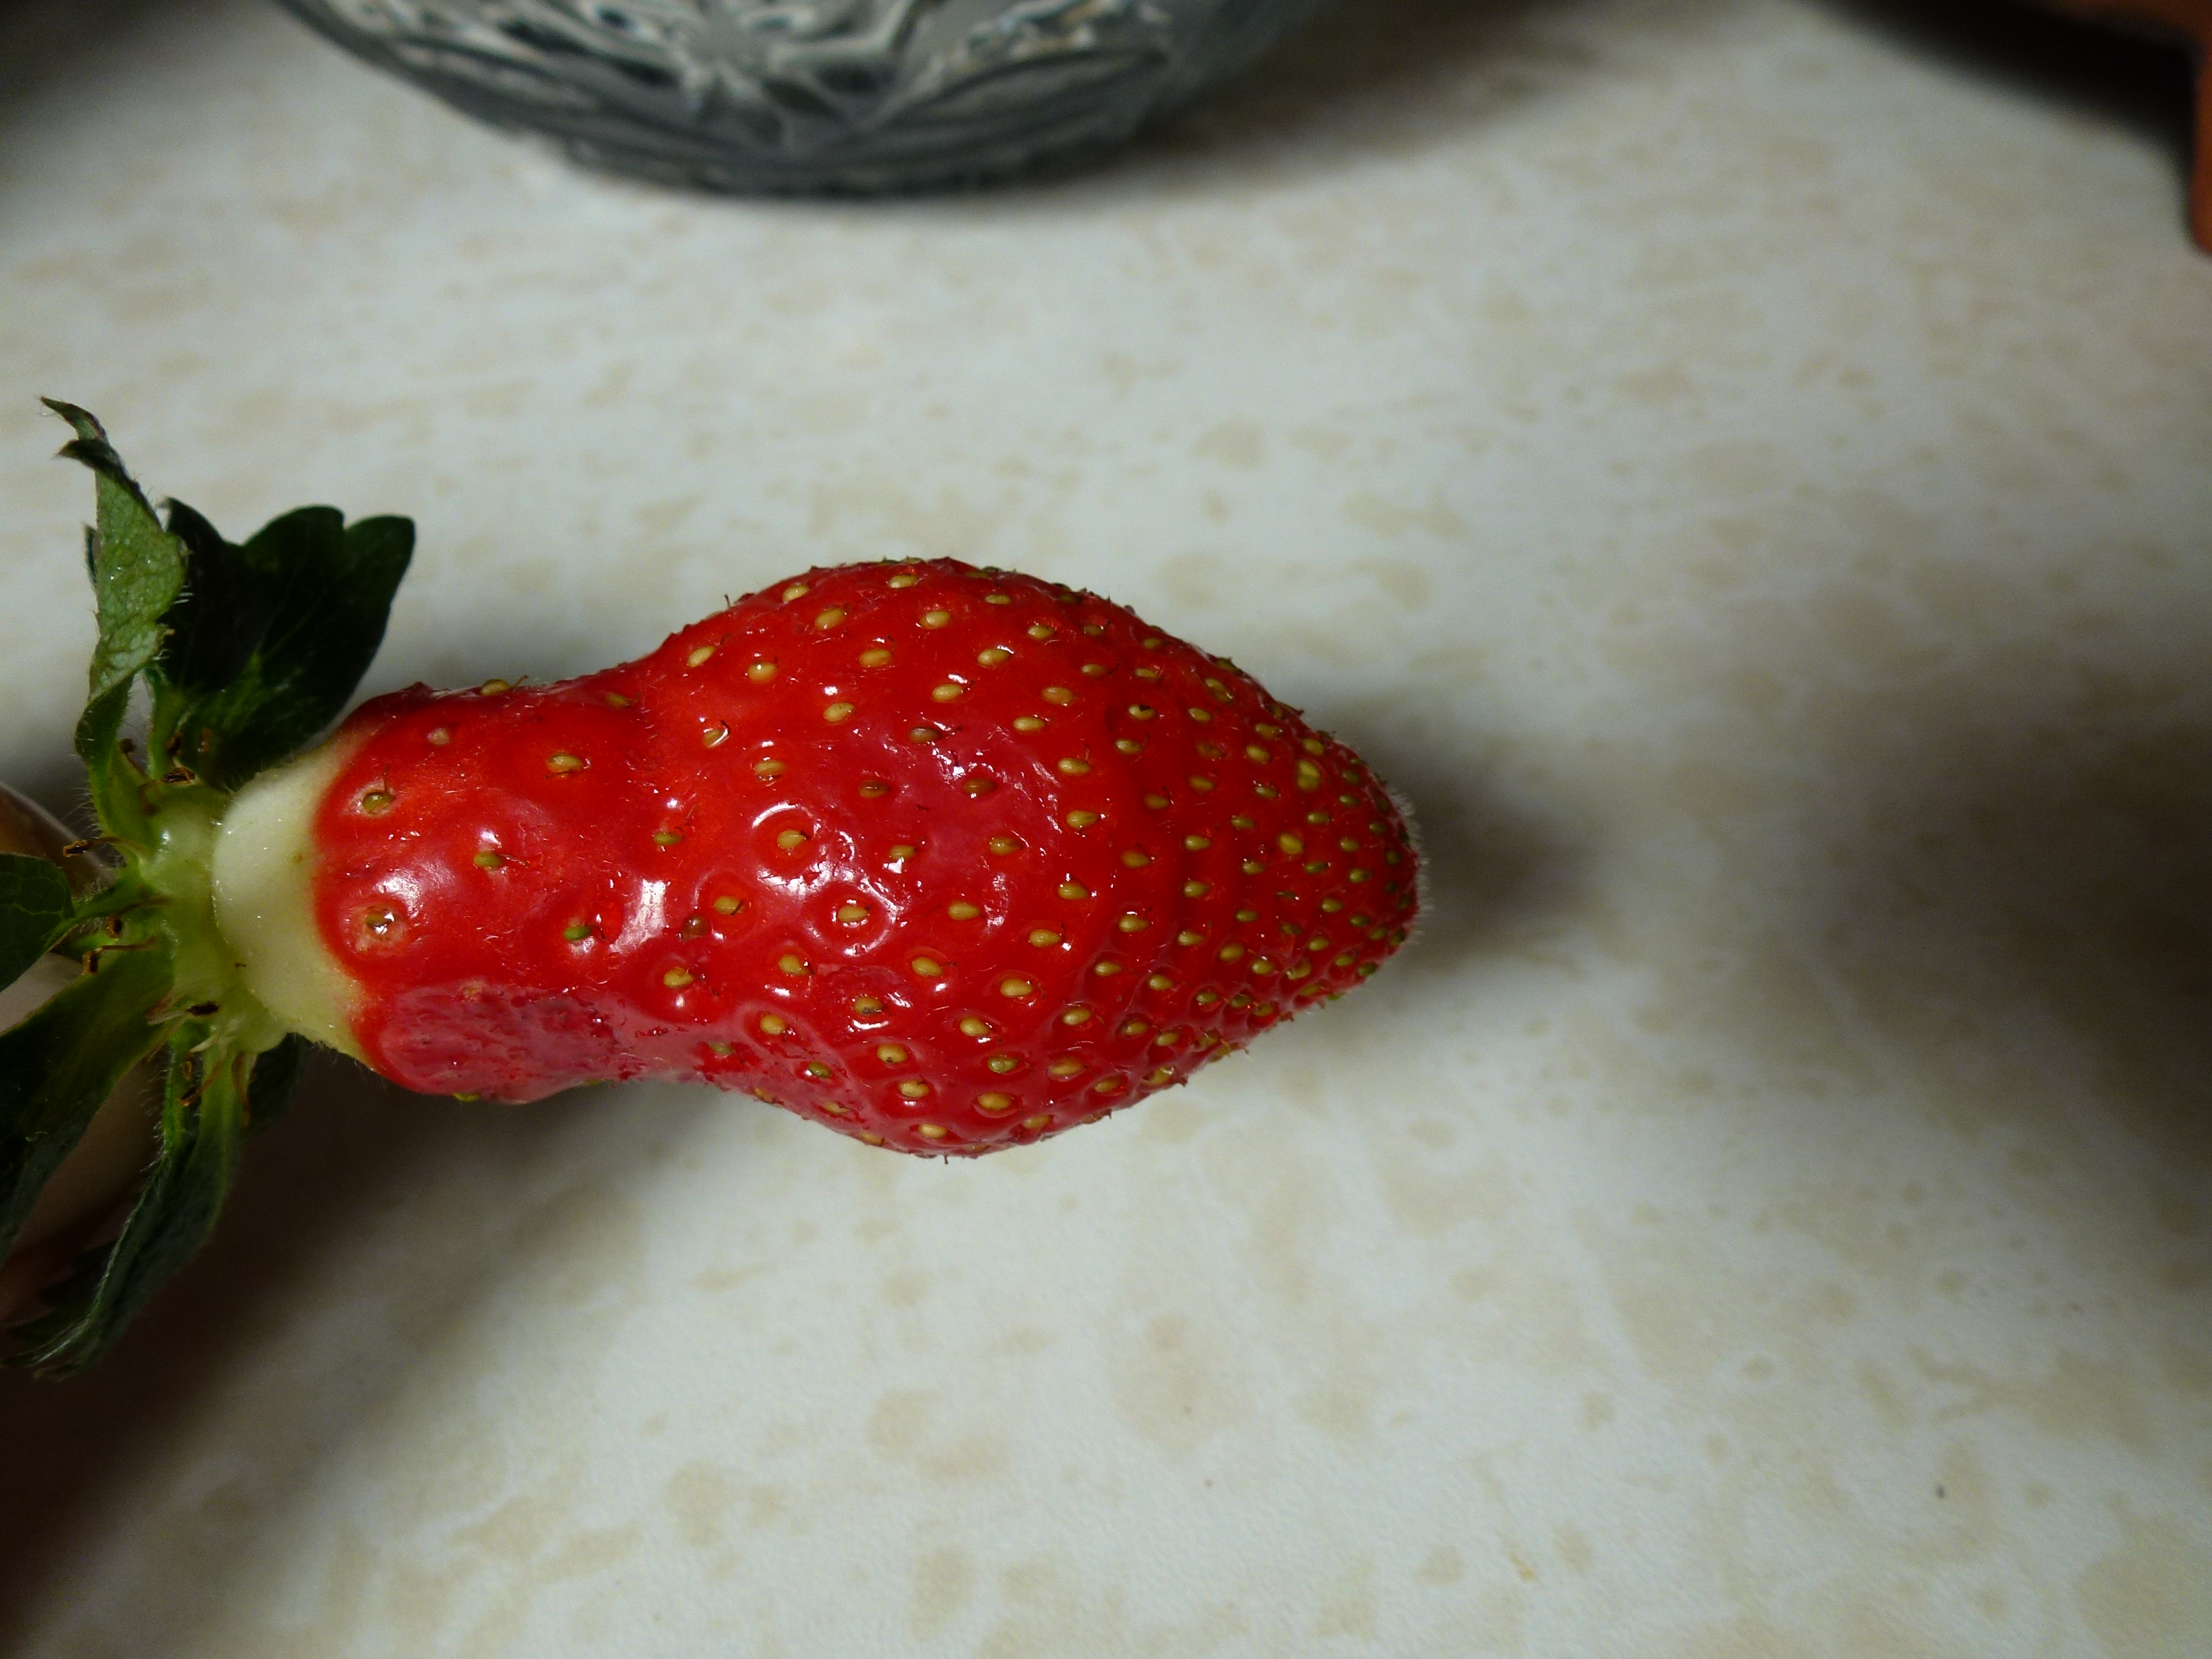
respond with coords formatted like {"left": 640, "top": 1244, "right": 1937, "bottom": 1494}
{"left": 310, "top": 560, "right": 1419, "bottom": 1154}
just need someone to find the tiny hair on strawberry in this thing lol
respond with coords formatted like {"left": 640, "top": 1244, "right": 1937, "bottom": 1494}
{"left": 1, "top": 402, "right": 1420, "bottom": 1373}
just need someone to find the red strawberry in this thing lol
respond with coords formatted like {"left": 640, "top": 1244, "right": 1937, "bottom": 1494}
{"left": 219, "top": 559, "right": 1420, "bottom": 1155}
{"left": 5, "top": 406, "right": 1416, "bottom": 1370}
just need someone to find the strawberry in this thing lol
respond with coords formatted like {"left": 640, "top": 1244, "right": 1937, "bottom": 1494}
{"left": 2, "top": 406, "right": 1416, "bottom": 1371}
{"left": 222, "top": 559, "right": 1418, "bottom": 1152}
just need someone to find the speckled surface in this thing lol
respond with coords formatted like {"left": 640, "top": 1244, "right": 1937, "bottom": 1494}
{"left": 3, "top": 1, "right": 2211, "bottom": 1654}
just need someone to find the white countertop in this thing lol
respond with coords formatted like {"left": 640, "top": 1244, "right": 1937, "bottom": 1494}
{"left": 3, "top": 1, "right": 2210, "bottom": 1653}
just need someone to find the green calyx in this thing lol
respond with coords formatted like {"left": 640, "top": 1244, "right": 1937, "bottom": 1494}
{"left": 0, "top": 402, "right": 412, "bottom": 1374}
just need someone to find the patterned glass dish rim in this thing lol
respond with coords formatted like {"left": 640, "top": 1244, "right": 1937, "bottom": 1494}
{"left": 274, "top": 0, "right": 1337, "bottom": 193}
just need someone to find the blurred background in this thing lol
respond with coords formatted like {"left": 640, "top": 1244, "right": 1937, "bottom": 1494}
{"left": 2, "top": 2, "right": 2209, "bottom": 1654}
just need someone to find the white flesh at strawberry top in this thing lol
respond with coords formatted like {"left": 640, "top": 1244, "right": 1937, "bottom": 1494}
{"left": 0, "top": 788, "right": 158, "bottom": 1318}
{"left": 209, "top": 732, "right": 367, "bottom": 1065}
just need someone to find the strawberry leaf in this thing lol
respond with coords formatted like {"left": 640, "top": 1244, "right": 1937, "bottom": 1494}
{"left": 241, "top": 1032, "right": 310, "bottom": 1137}
{"left": 151, "top": 504, "right": 414, "bottom": 792}
{"left": 42, "top": 401, "right": 185, "bottom": 719}
{"left": 0, "top": 854, "right": 76, "bottom": 988}
{"left": 156, "top": 498, "right": 267, "bottom": 696}
{"left": 45, "top": 400, "right": 185, "bottom": 841}
{"left": 7, "top": 1019, "right": 258, "bottom": 1374}
{"left": 0, "top": 943, "right": 172, "bottom": 1264}
{"left": 46, "top": 400, "right": 413, "bottom": 801}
